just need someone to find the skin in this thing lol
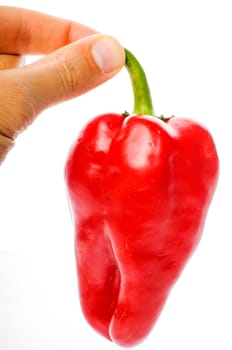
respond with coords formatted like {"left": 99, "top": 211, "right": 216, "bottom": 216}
{"left": 0, "top": 6, "right": 125, "bottom": 164}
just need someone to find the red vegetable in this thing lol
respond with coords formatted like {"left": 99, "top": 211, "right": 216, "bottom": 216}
{"left": 65, "top": 49, "right": 219, "bottom": 347}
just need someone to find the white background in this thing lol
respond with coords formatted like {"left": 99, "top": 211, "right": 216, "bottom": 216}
{"left": 0, "top": 0, "right": 231, "bottom": 349}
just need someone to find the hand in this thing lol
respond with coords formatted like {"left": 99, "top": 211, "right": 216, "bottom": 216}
{"left": 0, "top": 6, "right": 125, "bottom": 164}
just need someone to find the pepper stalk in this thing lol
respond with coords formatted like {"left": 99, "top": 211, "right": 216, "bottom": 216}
{"left": 124, "top": 48, "right": 155, "bottom": 117}
{"left": 125, "top": 49, "right": 173, "bottom": 122}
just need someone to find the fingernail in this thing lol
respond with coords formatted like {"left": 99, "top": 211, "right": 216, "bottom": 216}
{"left": 92, "top": 36, "right": 125, "bottom": 74}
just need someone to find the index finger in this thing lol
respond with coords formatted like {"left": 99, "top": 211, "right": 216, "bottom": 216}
{"left": 0, "top": 6, "right": 97, "bottom": 55}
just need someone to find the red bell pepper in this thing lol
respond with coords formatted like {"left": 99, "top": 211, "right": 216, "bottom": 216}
{"left": 65, "top": 49, "right": 219, "bottom": 347}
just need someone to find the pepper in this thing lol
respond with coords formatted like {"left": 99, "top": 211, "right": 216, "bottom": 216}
{"left": 65, "top": 49, "right": 219, "bottom": 347}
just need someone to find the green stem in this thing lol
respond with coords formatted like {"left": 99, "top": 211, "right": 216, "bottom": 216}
{"left": 125, "top": 48, "right": 155, "bottom": 116}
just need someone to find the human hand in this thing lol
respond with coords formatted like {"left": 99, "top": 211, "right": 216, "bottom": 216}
{"left": 0, "top": 6, "right": 125, "bottom": 164}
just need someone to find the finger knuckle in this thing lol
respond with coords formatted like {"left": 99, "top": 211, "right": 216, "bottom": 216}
{"left": 0, "top": 132, "right": 14, "bottom": 165}
{"left": 55, "top": 55, "right": 78, "bottom": 94}
{"left": 0, "top": 76, "right": 36, "bottom": 139}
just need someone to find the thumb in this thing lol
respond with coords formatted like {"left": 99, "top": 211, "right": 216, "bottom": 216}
{"left": 22, "top": 33, "right": 125, "bottom": 113}
{"left": 2, "top": 34, "right": 125, "bottom": 139}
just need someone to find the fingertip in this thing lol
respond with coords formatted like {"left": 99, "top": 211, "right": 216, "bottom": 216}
{"left": 91, "top": 35, "right": 125, "bottom": 74}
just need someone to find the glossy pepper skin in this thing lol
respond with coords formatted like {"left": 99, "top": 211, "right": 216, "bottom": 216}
{"left": 65, "top": 50, "right": 219, "bottom": 347}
